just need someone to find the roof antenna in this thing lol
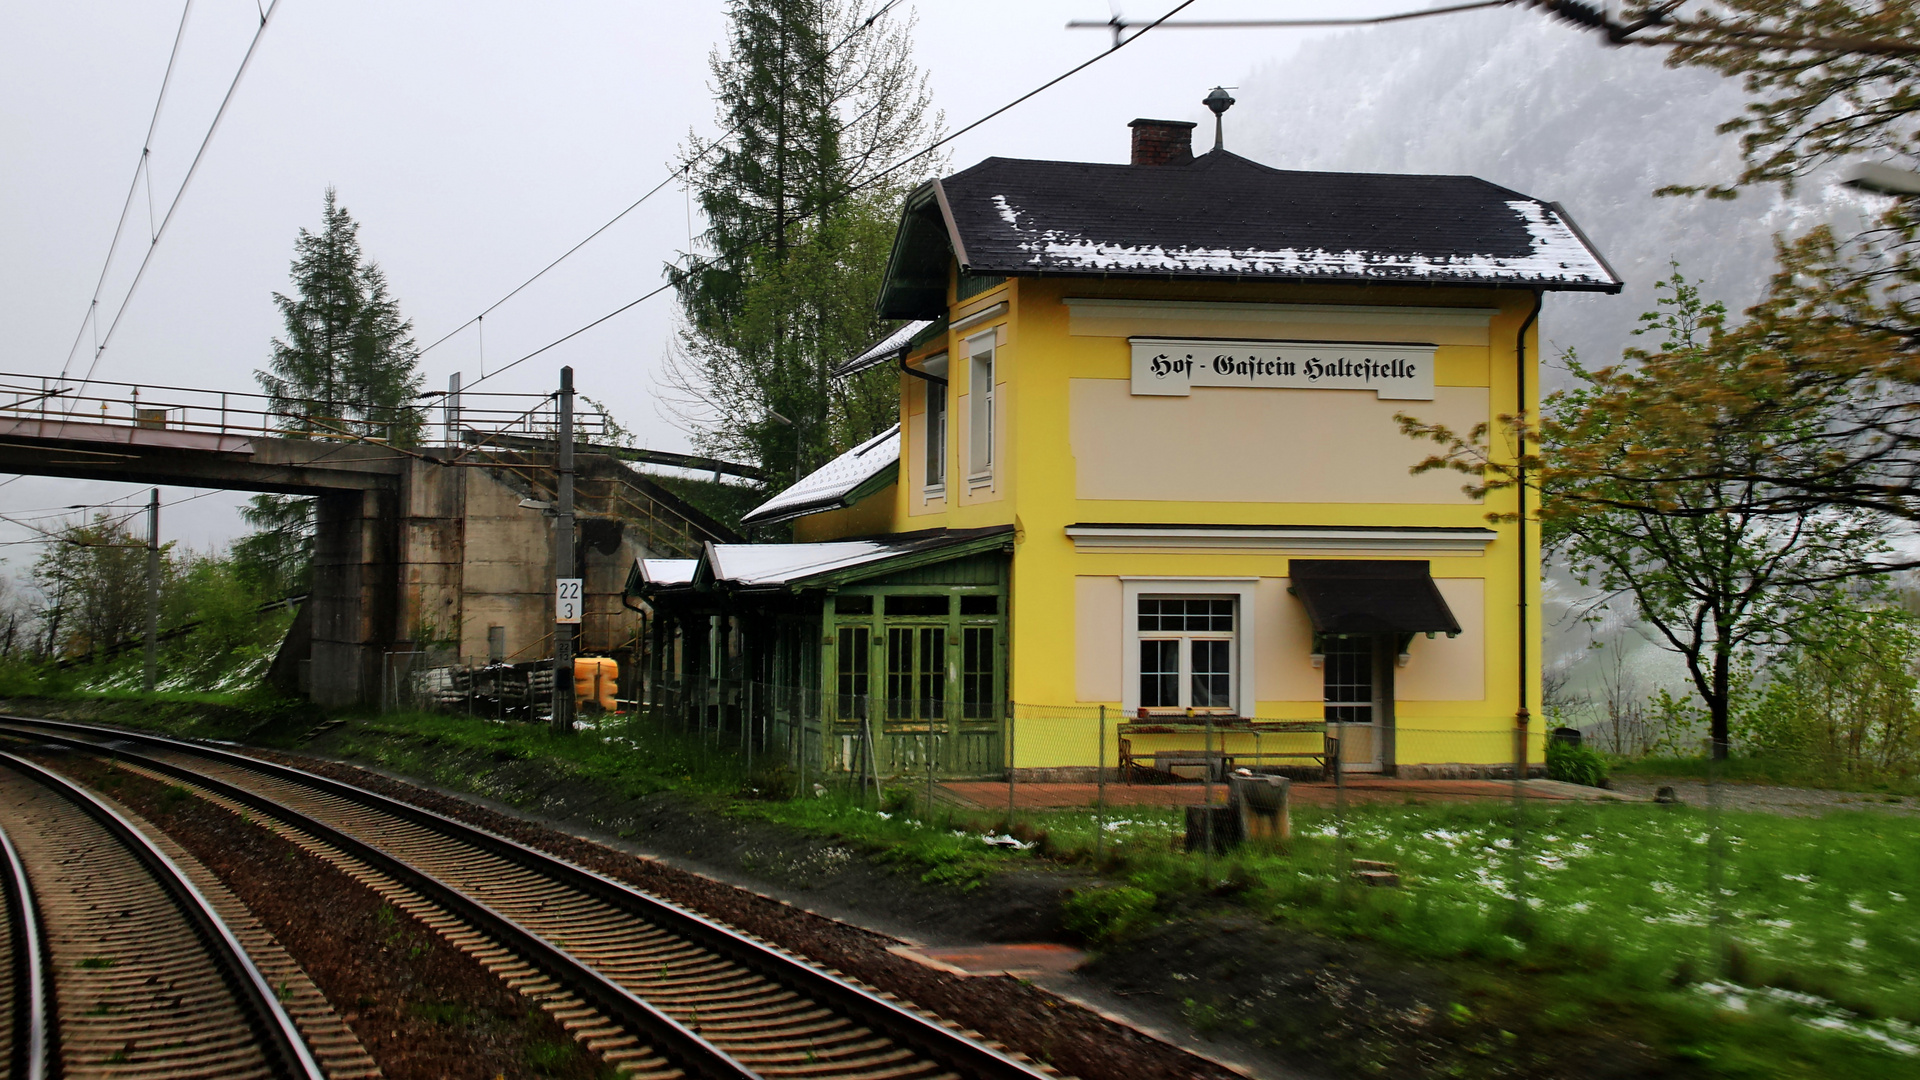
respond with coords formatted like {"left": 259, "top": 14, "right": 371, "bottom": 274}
{"left": 1203, "top": 86, "right": 1237, "bottom": 151}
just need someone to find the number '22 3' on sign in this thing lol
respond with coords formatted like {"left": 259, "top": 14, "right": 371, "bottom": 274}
{"left": 555, "top": 578, "right": 583, "bottom": 624}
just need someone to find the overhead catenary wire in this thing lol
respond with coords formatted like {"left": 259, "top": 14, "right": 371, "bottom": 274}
{"left": 458, "top": 0, "right": 1203, "bottom": 395}
{"left": 58, "top": 0, "right": 196, "bottom": 384}
{"left": 65, "top": 0, "right": 284, "bottom": 401}
{"left": 1068, "top": 0, "right": 1513, "bottom": 40}
{"left": 416, "top": 0, "right": 912, "bottom": 363}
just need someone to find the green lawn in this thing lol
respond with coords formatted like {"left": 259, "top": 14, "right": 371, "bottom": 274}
{"left": 1032, "top": 798, "right": 1920, "bottom": 1069}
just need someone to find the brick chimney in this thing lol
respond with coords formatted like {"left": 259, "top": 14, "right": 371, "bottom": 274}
{"left": 1129, "top": 119, "right": 1196, "bottom": 166}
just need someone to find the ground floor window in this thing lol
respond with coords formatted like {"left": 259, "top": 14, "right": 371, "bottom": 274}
{"left": 1322, "top": 635, "right": 1372, "bottom": 723}
{"left": 829, "top": 591, "right": 1006, "bottom": 725}
{"left": 1137, "top": 596, "right": 1236, "bottom": 713}
{"left": 962, "top": 625, "right": 995, "bottom": 719}
{"left": 837, "top": 625, "right": 869, "bottom": 717}
{"left": 886, "top": 625, "right": 945, "bottom": 720}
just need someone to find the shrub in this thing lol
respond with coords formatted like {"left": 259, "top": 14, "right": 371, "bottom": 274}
{"left": 1060, "top": 885, "right": 1156, "bottom": 945}
{"left": 1546, "top": 738, "right": 1609, "bottom": 787}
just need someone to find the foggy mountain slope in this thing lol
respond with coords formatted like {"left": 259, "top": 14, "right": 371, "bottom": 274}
{"left": 1227, "top": 8, "right": 1874, "bottom": 708}
{"left": 1233, "top": 6, "right": 1858, "bottom": 380}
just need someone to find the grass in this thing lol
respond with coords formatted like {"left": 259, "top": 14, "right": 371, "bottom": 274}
{"left": 1026, "top": 798, "right": 1920, "bottom": 1072}
{"left": 335, "top": 710, "right": 765, "bottom": 801}
{"left": 0, "top": 679, "right": 320, "bottom": 743}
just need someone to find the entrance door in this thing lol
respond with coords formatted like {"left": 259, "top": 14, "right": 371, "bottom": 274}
{"left": 1322, "top": 635, "right": 1383, "bottom": 772}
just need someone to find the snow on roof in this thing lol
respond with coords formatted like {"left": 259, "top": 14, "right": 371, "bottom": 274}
{"left": 740, "top": 425, "right": 899, "bottom": 526}
{"left": 639, "top": 559, "right": 696, "bottom": 587}
{"left": 706, "top": 541, "right": 898, "bottom": 586}
{"left": 1007, "top": 199, "right": 1608, "bottom": 285}
{"left": 836, "top": 320, "right": 937, "bottom": 378}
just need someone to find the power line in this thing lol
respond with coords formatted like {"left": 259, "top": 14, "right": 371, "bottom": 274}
{"left": 66, "top": 0, "right": 284, "bottom": 400}
{"left": 416, "top": 0, "right": 912, "bottom": 364}
{"left": 415, "top": 168, "right": 700, "bottom": 361}
{"left": 461, "top": 0, "right": 1201, "bottom": 394}
{"left": 1067, "top": 0, "right": 1511, "bottom": 41}
{"left": 58, "top": 0, "right": 196, "bottom": 384}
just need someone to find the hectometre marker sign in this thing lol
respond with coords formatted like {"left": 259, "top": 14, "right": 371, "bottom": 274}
{"left": 1129, "top": 336, "right": 1437, "bottom": 400}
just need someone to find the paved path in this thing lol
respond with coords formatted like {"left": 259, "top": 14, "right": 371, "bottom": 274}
{"left": 1606, "top": 776, "right": 1920, "bottom": 817}
{"left": 939, "top": 777, "right": 1618, "bottom": 810}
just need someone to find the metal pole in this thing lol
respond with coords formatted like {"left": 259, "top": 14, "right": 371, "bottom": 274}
{"left": 1334, "top": 721, "right": 1348, "bottom": 897}
{"left": 1096, "top": 705, "right": 1106, "bottom": 861}
{"left": 143, "top": 488, "right": 159, "bottom": 692}
{"left": 1512, "top": 717, "right": 1529, "bottom": 932}
{"left": 446, "top": 371, "right": 461, "bottom": 446}
{"left": 551, "top": 367, "right": 577, "bottom": 733}
{"left": 1006, "top": 700, "right": 1017, "bottom": 834}
{"left": 1204, "top": 711, "right": 1215, "bottom": 881}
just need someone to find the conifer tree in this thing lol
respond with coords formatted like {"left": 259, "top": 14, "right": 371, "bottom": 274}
{"left": 245, "top": 189, "right": 423, "bottom": 588}
{"left": 257, "top": 187, "right": 424, "bottom": 443}
{"left": 666, "top": 0, "right": 940, "bottom": 481}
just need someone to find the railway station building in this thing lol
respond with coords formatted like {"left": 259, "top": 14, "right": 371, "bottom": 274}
{"left": 632, "top": 114, "right": 1620, "bottom": 780}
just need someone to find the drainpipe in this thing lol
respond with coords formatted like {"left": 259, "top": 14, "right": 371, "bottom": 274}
{"left": 1515, "top": 290, "right": 1543, "bottom": 738}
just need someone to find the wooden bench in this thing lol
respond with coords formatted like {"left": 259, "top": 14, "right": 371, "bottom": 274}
{"left": 1118, "top": 721, "right": 1332, "bottom": 782}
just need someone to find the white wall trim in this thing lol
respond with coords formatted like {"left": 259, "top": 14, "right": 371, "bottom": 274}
{"left": 1070, "top": 525, "right": 1498, "bottom": 556}
{"left": 1064, "top": 297, "right": 1498, "bottom": 331}
{"left": 951, "top": 301, "right": 1009, "bottom": 334}
{"left": 1119, "top": 578, "right": 1259, "bottom": 717}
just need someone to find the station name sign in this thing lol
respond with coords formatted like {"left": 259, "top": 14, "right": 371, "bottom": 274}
{"left": 1129, "top": 337, "right": 1437, "bottom": 400}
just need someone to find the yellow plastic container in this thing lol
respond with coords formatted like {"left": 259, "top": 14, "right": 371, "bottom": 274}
{"left": 573, "top": 656, "right": 619, "bottom": 713}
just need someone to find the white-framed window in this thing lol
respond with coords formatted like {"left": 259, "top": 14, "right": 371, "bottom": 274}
{"left": 922, "top": 353, "right": 947, "bottom": 495}
{"left": 1137, "top": 597, "right": 1236, "bottom": 711}
{"left": 967, "top": 332, "right": 994, "bottom": 480}
{"left": 1120, "top": 578, "right": 1258, "bottom": 716}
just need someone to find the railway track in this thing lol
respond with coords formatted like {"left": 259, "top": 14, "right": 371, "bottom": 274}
{"left": 0, "top": 750, "right": 323, "bottom": 1080}
{"left": 0, "top": 716, "right": 1058, "bottom": 1080}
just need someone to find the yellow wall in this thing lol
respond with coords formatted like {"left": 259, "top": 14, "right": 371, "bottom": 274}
{"left": 804, "top": 273, "right": 1547, "bottom": 768}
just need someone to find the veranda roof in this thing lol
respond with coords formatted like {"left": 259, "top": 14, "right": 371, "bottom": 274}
{"left": 740, "top": 425, "right": 900, "bottom": 526}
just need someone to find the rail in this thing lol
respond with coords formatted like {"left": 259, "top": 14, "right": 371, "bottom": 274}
{"left": 0, "top": 716, "right": 1053, "bottom": 1080}
{"left": 0, "top": 824, "right": 48, "bottom": 1080}
{"left": 0, "top": 370, "right": 609, "bottom": 449}
{"left": 0, "top": 751, "right": 324, "bottom": 1080}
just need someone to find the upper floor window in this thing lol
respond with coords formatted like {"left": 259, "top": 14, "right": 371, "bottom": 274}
{"left": 922, "top": 353, "right": 947, "bottom": 493}
{"left": 968, "top": 333, "right": 994, "bottom": 479}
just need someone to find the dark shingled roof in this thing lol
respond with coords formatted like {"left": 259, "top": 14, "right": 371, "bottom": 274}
{"left": 877, "top": 150, "right": 1620, "bottom": 319}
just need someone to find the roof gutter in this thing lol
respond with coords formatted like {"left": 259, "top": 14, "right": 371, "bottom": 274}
{"left": 899, "top": 353, "right": 947, "bottom": 386}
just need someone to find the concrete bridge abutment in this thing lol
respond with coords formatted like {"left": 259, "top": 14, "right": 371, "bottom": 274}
{"left": 309, "top": 487, "right": 399, "bottom": 707}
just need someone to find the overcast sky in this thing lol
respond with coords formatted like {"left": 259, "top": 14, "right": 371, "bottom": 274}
{"left": 0, "top": 1, "right": 1805, "bottom": 577}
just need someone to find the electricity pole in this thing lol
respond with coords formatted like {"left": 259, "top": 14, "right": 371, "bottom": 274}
{"left": 143, "top": 488, "right": 159, "bottom": 692}
{"left": 551, "top": 367, "right": 578, "bottom": 733}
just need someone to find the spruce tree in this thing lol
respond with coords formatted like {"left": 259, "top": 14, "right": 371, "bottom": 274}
{"left": 245, "top": 189, "right": 423, "bottom": 588}
{"left": 258, "top": 187, "right": 423, "bottom": 444}
{"left": 667, "top": 0, "right": 940, "bottom": 481}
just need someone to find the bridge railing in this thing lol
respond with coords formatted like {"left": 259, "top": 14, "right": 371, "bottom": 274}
{"left": 0, "top": 372, "right": 609, "bottom": 449}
